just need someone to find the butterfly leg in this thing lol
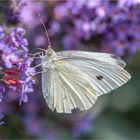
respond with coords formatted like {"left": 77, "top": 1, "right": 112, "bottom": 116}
{"left": 33, "top": 69, "right": 47, "bottom": 75}
{"left": 28, "top": 52, "right": 44, "bottom": 69}
{"left": 30, "top": 52, "right": 47, "bottom": 75}
{"left": 28, "top": 48, "right": 46, "bottom": 56}
{"left": 27, "top": 52, "right": 43, "bottom": 69}
{"left": 34, "top": 52, "right": 47, "bottom": 74}
{"left": 27, "top": 51, "right": 44, "bottom": 59}
{"left": 30, "top": 48, "right": 47, "bottom": 52}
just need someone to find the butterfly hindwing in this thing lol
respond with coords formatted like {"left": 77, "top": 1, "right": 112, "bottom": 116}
{"left": 42, "top": 59, "right": 97, "bottom": 113}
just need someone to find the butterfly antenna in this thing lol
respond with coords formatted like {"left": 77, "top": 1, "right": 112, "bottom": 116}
{"left": 38, "top": 14, "right": 51, "bottom": 49}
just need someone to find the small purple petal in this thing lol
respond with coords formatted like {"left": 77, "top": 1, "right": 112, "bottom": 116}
{"left": 22, "top": 38, "right": 28, "bottom": 46}
{"left": 16, "top": 27, "right": 26, "bottom": 37}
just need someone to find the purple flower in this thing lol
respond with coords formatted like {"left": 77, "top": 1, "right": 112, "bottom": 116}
{"left": 1, "top": 51, "right": 19, "bottom": 68}
{"left": 10, "top": 27, "right": 29, "bottom": 52}
{"left": 7, "top": 0, "right": 26, "bottom": 24}
{"left": 118, "top": 0, "right": 140, "bottom": 7}
{"left": 46, "top": 0, "right": 140, "bottom": 58}
{"left": 54, "top": 4, "right": 69, "bottom": 19}
{"left": 62, "top": 34, "right": 81, "bottom": 50}
{"left": 20, "top": 77, "right": 35, "bottom": 105}
{"left": 0, "top": 25, "right": 35, "bottom": 105}
{"left": 49, "top": 21, "right": 61, "bottom": 36}
{"left": 20, "top": 0, "right": 44, "bottom": 28}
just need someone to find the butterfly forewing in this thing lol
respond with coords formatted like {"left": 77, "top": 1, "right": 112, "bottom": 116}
{"left": 57, "top": 51, "right": 126, "bottom": 68}
{"left": 56, "top": 51, "right": 131, "bottom": 96}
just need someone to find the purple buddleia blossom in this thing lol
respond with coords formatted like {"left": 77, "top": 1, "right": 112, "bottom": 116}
{"left": 47, "top": 0, "right": 140, "bottom": 57}
{"left": 48, "top": 21, "right": 61, "bottom": 36}
{"left": 20, "top": 76, "right": 35, "bottom": 105}
{"left": 7, "top": 0, "right": 26, "bottom": 24}
{"left": 20, "top": 0, "right": 45, "bottom": 28}
{"left": 62, "top": 34, "right": 81, "bottom": 50}
{"left": 118, "top": 0, "right": 140, "bottom": 7}
{"left": 0, "top": 25, "right": 35, "bottom": 124}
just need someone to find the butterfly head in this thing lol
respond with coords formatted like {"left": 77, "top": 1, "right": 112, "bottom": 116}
{"left": 46, "top": 47, "right": 57, "bottom": 58}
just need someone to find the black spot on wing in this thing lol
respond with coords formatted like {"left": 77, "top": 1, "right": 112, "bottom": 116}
{"left": 96, "top": 75, "right": 103, "bottom": 80}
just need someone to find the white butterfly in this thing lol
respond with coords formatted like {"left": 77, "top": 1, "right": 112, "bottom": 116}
{"left": 40, "top": 47, "right": 131, "bottom": 113}
{"left": 33, "top": 16, "right": 131, "bottom": 113}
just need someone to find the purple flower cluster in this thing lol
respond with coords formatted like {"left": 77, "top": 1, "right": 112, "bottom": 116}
{"left": 47, "top": 0, "right": 140, "bottom": 57}
{"left": 0, "top": 26, "right": 35, "bottom": 124}
{"left": 6, "top": 0, "right": 26, "bottom": 24}
{"left": 20, "top": 0, "right": 45, "bottom": 28}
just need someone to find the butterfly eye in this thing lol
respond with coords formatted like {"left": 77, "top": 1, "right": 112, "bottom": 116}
{"left": 47, "top": 48, "right": 57, "bottom": 58}
{"left": 47, "top": 48, "right": 52, "bottom": 56}
{"left": 47, "top": 51, "right": 51, "bottom": 57}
